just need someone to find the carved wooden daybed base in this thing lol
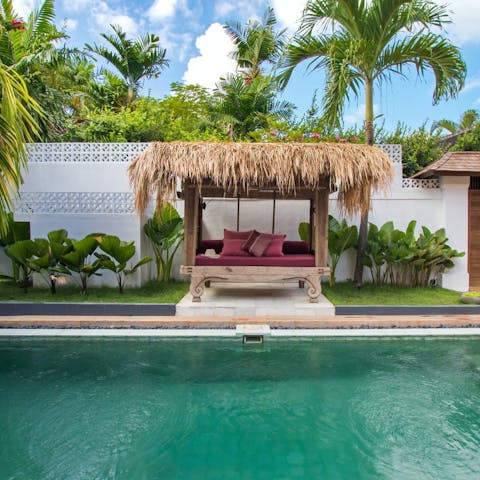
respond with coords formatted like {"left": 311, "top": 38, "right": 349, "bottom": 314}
{"left": 179, "top": 265, "right": 331, "bottom": 303}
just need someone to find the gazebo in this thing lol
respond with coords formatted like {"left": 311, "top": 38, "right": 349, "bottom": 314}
{"left": 129, "top": 142, "right": 393, "bottom": 302}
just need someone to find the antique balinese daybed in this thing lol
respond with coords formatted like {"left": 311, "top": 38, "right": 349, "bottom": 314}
{"left": 128, "top": 142, "right": 393, "bottom": 303}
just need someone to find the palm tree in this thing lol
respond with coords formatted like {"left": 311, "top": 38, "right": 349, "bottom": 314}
{"left": 280, "top": 0, "right": 466, "bottom": 284}
{"left": 214, "top": 73, "right": 294, "bottom": 139}
{"left": 86, "top": 25, "right": 169, "bottom": 104}
{"left": 0, "top": 0, "right": 71, "bottom": 138}
{"left": 0, "top": 65, "right": 40, "bottom": 235}
{"left": 224, "top": 7, "right": 285, "bottom": 82}
{"left": 433, "top": 109, "right": 479, "bottom": 135}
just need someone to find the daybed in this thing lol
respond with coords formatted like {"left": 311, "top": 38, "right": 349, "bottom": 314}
{"left": 179, "top": 239, "right": 330, "bottom": 303}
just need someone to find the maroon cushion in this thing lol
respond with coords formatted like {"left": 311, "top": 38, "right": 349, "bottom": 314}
{"left": 249, "top": 234, "right": 272, "bottom": 257}
{"left": 283, "top": 241, "right": 310, "bottom": 254}
{"left": 241, "top": 230, "right": 260, "bottom": 251}
{"left": 197, "top": 240, "right": 224, "bottom": 254}
{"left": 221, "top": 239, "right": 251, "bottom": 257}
{"left": 224, "top": 229, "right": 252, "bottom": 240}
{"left": 260, "top": 233, "right": 286, "bottom": 257}
{"left": 195, "top": 254, "right": 315, "bottom": 267}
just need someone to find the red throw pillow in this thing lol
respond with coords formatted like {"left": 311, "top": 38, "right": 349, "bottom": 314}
{"left": 249, "top": 234, "right": 272, "bottom": 257}
{"left": 221, "top": 239, "right": 251, "bottom": 256}
{"left": 241, "top": 229, "right": 260, "bottom": 252}
{"left": 262, "top": 233, "right": 286, "bottom": 257}
{"left": 223, "top": 229, "right": 253, "bottom": 240}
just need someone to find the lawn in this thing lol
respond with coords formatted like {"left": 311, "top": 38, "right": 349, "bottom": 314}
{"left": 0, "top": 281, "right": 189, "bottom": 304}
{"left": 322, "top": 281, "right": 464, "bottom": 305}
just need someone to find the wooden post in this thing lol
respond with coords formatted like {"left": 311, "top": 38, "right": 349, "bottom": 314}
{"left": 198, "top": 196, "right": 203, "bottom": 244}
{"left": 314, "top": 188, "right": 329, "bottom": 267}
{"left": 309, "top": 197, "right": 314, "bottom": 252}
{"left": 184, "top": 183, "right": 199, "bottom": 266}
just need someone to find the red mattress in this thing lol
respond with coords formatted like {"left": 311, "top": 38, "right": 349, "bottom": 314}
{"left": 195, "top": 254, "right": 315, "bottom": 267}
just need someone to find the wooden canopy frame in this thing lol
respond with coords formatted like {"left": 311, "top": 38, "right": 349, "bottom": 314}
{"left": 178, "top": 179, "right": 331, "bottom": 303}
{"left": 128, "top": 141, "right": 393, "bottom": 303}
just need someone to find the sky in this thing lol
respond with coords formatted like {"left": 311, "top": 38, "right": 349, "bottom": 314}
{"left": 13, "top": 0, "right": 480, "bottom": 131}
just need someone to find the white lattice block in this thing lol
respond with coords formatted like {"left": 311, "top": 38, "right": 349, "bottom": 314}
{"left": 402, "top": 178, "right": 440, "bottom": 189}
{"left": 26, "top": 143, "right": 150, "bottom": 163}
{"left": 14, "top": 192, "right": 135, "bottom": 214}
{"left": 375, "top": 144, "right": 402, "bottom": 163}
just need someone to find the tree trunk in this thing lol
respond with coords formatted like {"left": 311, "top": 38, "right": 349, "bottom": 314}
{"left": 353, "top": 79, "right": 374, "bottom": 286}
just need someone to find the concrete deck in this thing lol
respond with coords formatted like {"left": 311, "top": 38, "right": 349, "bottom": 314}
{"left": 1, "top": 314, "right": 480, "bottom": 329}
{"left": 176, "top": 282, "right": 335, "bottom": 317}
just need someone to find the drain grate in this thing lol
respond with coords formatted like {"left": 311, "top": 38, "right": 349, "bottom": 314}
{"left": 243, "top": 334, "right": 264, "bottom": 344}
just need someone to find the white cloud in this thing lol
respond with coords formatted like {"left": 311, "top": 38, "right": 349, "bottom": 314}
{"left": 344, "top": 103, "right": 379, "bottom": 125}
{"left": 183, "top": 23, "right": 237, "bottom": 89}
{"left": 61, "top": 0, "right": 92, "bottom": 11}
{"left": 463, "top": 76, "right": 480, "bottom": 92}
{"left": 447, "top": 0, "right": 480, "bottom": 45}
{"left": 271, "top": 0, "right": 306, "bottom": 31}
{"left": 93, "top": 2, "right": 138, "bottom": 36}
{"left": 64, "top": 18, "right": 78, "bottom": 32}
{"left": 147, "top": 0, "right": 178, "bottom": 21}
{"left": 13, "top": 0, "right": 40, "bottom": 18}
{"left": 214, "top": 0, "right": 264, "bottom": 21}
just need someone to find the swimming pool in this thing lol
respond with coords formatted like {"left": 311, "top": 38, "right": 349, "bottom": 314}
{"left": 1, "top": 337, "right": 479, "bottom": 479}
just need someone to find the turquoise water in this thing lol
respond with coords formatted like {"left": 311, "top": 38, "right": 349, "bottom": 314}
{"left": 0, "top": 337, "right": 479, "bottom": 479}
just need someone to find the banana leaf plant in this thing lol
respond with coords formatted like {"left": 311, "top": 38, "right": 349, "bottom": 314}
{"left": 328, "top": 216, "right": 358, "bottom": 286}
{"left": 0, "top": 213, "right": 30, "bottom": 283}
{"left": 95, "top": 235, "right": 152, "bottom": 293}
{"left": 28, "top": 230, "right": 72, "bottom": 294}
{"left": 4, "top": 239, "right": 37, "bottom": 292}
{"left": 60, "top": 234, "right": 103, "bottom": 295}
{"left": 144, "top": 203, "right": 184, "bottom": 282}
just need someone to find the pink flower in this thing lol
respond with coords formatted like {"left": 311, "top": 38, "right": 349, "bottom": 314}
{"left": 335, "top": 135, "right": 341, "bottom": 142}
{"left": 10, "top": 19, "right": 25, "bottom": 30}
{"left": 269, "top": 130, "right": 278, "bottom": 136}
{"left": 311, "top": 132, "right": 320, "bottom": 139}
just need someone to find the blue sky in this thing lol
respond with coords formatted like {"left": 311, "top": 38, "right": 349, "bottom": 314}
{"left": 15, "top": 0, "right": 480, "bottom": 131}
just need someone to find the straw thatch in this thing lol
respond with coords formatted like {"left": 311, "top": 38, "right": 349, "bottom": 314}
{"left": 128, "top": 142, "right": 393, "bottom": 215}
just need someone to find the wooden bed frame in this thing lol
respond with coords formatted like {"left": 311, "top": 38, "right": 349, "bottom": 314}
{"left": 180, "top": 265, "right": 331, "bottom": 303}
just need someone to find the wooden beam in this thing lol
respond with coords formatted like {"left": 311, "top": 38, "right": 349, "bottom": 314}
{"left": 314, "top": 188, "right": 329, "bottom": 267}
{"left": 183, "top": 184, "right": 199, "bottom": 266}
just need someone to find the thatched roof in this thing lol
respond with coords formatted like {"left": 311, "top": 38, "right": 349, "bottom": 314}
{"left": 128, "top": 142, "right": 393, "bottom": 215}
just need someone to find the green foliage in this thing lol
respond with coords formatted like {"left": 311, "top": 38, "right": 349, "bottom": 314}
{"left": 298, "top": 216, "right": 358, "bottom": 286}
{"left": 298, "top": 222, "right": 310, "bottom": 242}
{"left": 95, "top": 234, "right": 152, "bottom": 293}
{"left": 60, "top": 234, "right": 103, "bottom": 295}
{"left": 214, "top": 74, "right": 294, "bottom": 140}
{"left": 144, "top": 203, "right": 184, "bottom": 282}
{"left": 3, "top": 239, "right": 37, "bottom": 291}
{"left": 64, "top": 87, "right": 224, "bottom": 142}
{"left": 381, "top": 123, "right": 445, "bottom": 177}
{"left": 27, "top": 229, "right": 71, "bottom": 293}
{"left": 327, "top": 216, "right": 358, "bottom": 286}
{"left": 363, "top": 220, "right": 464, "bottom": 287}
{"left": 452, "top": 123, "right": 480, "bottom": 151}
{"left": 85, "top": 24, "right": 168, "bottom": 104}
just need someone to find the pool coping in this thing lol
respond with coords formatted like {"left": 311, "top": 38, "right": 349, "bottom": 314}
{"left": 1, "top": 302, "right": 480, "bottom": 316}
{"left": 1, "top": 327, "right": 480, "bottom": 338}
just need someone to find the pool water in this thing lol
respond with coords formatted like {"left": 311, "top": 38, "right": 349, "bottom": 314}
{"left": 0, "top": 337, "right": 479, "bottom": 479}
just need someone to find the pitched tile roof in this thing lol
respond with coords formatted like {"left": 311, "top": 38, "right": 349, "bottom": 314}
{"left": 413, "top": 151, "right": 480, "bottom": 178}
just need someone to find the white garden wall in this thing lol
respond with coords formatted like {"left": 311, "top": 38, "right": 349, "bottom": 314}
{"left": 7, "top": 142, "right": 469, "bottom": 291}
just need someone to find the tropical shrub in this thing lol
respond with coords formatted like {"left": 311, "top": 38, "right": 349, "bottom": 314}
{"left": 95, "top": 235, "right": 151, "bottom": 293}
{"left": 327, "top": 216, "right": 358, "bottom": 286}
{"left": 144, "top": 203, "right": 184, "bottom": 282}
{"left": 0, "top": 214, "right": 30, "bottom": 282}
{"left": 60, "top": 234, "right": 103, "bottom": 295}
{"left": 298, "top": 216, "right": 358, "bottom": 286}
{"left": 363, "top": 221, "right": 464, "bottom": 287}
{"left": 27, "top": 229, "right": 71, "bottom": 294}
{"left": 3, "top": 239, "right": 37, "bottom": 292}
